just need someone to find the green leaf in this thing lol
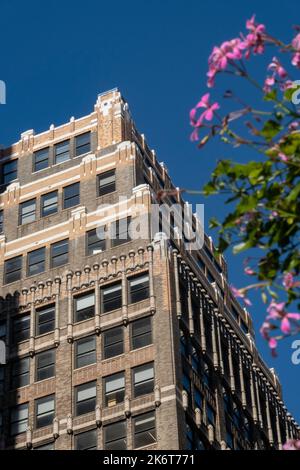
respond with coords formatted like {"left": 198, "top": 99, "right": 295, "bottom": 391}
{"left": 263, "top": 89, "right": 277, "bottom": 101}
{"left": 232, "top": 240, "right": 253, "bottom": 254}
{"left": 261, "top": 120, "right": 282, "bottom": 141}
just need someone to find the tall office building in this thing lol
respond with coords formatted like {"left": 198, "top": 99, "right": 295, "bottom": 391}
{"left": 0, "top": 89, "right": 299, "bottom": 450}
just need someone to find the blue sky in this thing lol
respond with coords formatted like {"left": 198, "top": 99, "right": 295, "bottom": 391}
{"left": 1, "top": 0, "right": 299, "bottom": 420}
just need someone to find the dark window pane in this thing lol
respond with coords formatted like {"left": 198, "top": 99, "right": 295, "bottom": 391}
{"left": 41, "top": 191, "right": 58, "bottom": 217}
{"left": 111, "top": 217, "right": 131, "bottom": 247}
{"left": 75, "top": 381, "right": 97, "bottom": 416}
{"left": 10, "top": 403, "right": 28, "bottom": 436}
{"left": 34, "top": 442, "right": 54, "bottom": 450}
{"left": 36, "top": 350, "right": 55, "bottom": 381}
{"left": 11, "top": 357, "right": 30, "bottom": 389}
{"left": 75, "top": 429, "right": 97, "bottom": 450}
{"left": 12, "top": 315, "right": 30, "bottom": 343}
{"left": 19, "top": 199, "right": 36, "bottom": 225}
{"left": 87, "top": 228, "right": 106, "bottom": 255}
{"left": 133, "top": 363, "right": 154, "bottom": 398}
{"left": 103, "top": 327, "right": 124, "bottom": 359}
{"left": 36, "top": 306, "right": 55, "bottom": 335}
{"left": 101, "top": 283, "right": 122, "bottom": 313}
{"left": 51, "top": 239, "right": 69, "bottom": 268}
{"left": 129, "top": 274, "right": 149, "bottom": 303}
{"left": 75, "top": 336, "right": 96, "bottom": 369}
{"left": 3, "top": 160, "right": 18, "bottom": 185}
{"left": 55, "top": 140, "right": 70, "bottom": 164}
{"left": 104, "top": 372, "right": 125, "bottom": 407}
{"left": 131, "top": 317, "right": 152, "bottom": 350}
{"left": 34, "top": 148, "right": 49, "bottom": 172}
{"left": 104, "top": 421, "right": 126, "bottom": 450}
{"left": 36, "top": 395, "right": 55, "bottom": 428}
{"left": 4, "top": 256, "right": 22, "bottom": 283}
{"left": 75, "top": 132, "right": 91, "bottom": 157}
{"left": 63, "top": 182, "right": 80, "bottom": 209}
{"left": 74, "top": 292, "right": 95, "bottom": 322}
{"left": 134, "top": 412, "right": 156, "bottom": 448}
{"left": 28, "top": 247, "right": 45, "bottom": 276}
{"left": 98, "top": 169, "right": 116, "bottom": 196}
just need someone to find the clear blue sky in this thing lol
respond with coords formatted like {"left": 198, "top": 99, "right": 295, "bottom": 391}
{"left": 1, "top": 0, "right": 299, "bottom": 421}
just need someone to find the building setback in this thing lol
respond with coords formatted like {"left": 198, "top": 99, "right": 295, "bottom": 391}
{"left": 0, "top": 89, "right": 299, "bottom": 450}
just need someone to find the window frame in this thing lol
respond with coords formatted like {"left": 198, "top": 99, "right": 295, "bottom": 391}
{"left": 12, "top": 314, "right": 30, "bottom": 343}
{"left": 101, "top": 282, "right": 122, "bottom": 314}
{"left": 98, "top": 169, "right": 116, "bottom": 196}
{"left": 75, "top": 381, "right": 97, "bottom": 417}
{"left": 63, "top": 182, "right": 80, "bottom": 209}
{"left": 50, "top": 239, "right": 69, "bottom": 268}
{"left": 54, "top": 139, "right": 70, "bottom": 164}
{"left": 27, "top": 247, "right": 46, "bottom": 277}
{"left": 132, "top": 362, "right": 155, "bottom": 398}
{"left": 110, "top": 217, "right": 131, "bottom": 247}
{"left": 2, "top": 159, "right": 18, "bottom": 185}
{"left": 133, "top": 411, "right": 157, "bottom": 449}
{"left": 104, "top": 372, "right": 125, "bottom": 407}
{"left": 10, "top": 403, "right": 29, "bottom": 436}
{"left": 128, "top": 273, "right": 150, "bottom": 304}
{"left": 130, "top": 317, "right": 152, "bottom": 350}
{"left": 36, "top": 350, "right": 55, "bottom": 382}
{"left": 36, "top": 305, "right": 55, "bottom": 336}
{"left": 86, "top": 227, "right": 106, "bottom": 255}
{"left": 11, "top": 356, "right": 30, "bottom": 389}
{"left": 75, "top": 132, "right": 91, "bottom": 157}
{"left": 74, "top": 429, "right": 97, "bottom": 450}
{"left": 4, "top": 255, "right": 22, "bottom": 284}
{"left": 35, "top": 394, "right": 55, "bottom": 429}
{"left": 41, "top": 190, "right": 58, "bottom": 218}
{"left": 74, "top": 291, "right": 95, "bottom": 323}
{"left": 103, "top": 326, "right": 124, "bottom": 359}
{"left": 33, "top": 148, "right": 49, "bottom": 172}
{"left": 104, "top": 420, "right": 127, "bottom": 450}
{"left": 75, "top": 336, "right": 96, "bottom": 369}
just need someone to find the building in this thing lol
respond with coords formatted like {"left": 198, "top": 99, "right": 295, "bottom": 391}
{"left": 0, "top": 89, "right": 299, "bottom": 450}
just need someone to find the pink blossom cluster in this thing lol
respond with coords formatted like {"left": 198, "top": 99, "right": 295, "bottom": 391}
{"left": 190, "top": 93, "right": 220, "bottom": 140}
{"left": 291, "top": 33, "right": 300, "bottom": 68}
{"left": 283, "top": 439, "right": 300, "bottom": 450}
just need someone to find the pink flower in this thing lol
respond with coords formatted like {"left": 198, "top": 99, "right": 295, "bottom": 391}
{"left": 283, "top": 272, "right": 295, "bottom": 289}
{"left": 242, "top": 15, "right": 266, "bottom": 57}
{"left": 207, "top": 38, "right": 245, "bottom": 87}
{"left": 292, "top": 52, "right": 300, "bottom": 68}
{"left": 289, "top": 121, "right": 299, "bottom": 131}
{"left": 283, "top": 439, "right": 300, "bottom": 451}
{"left": 263, "top": 76, "right": 275, "bottom": 93}
{"left": 268, "top": 337, "right": 277, "bottom": 349}
{"left": 244, "top": 266, "right": 255, "bottom": 275}
{"left": 190, "top": 93, "right": 220, "bottom": 128}
{"left": 268, "top": 57, "right": 287, "bottom": 78}
{"left": 267, "top": 301, "right": 286, "bottom": 319}
{"left": 230, "top": 285, "right": 252, "bottom": 306}
{"left": 278, "top": 152, "right": 289, "bottom": 162}
{"left": 292, "top": 33, "right": 300, "bottom": 51}
{"left": 280, "top": 313, "right": 300, "bottom": 334}
{"left": 280, "top": 80, "right": 294, "bottom": 91}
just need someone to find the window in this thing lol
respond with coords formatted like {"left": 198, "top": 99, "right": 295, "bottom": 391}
{"left": 133, "top": 412, "right": 156, "bottom": 448}
{"left": 111, "top": 217, "right": 131, "bottom": 247}
{"left": 75, "top": 336, "right": 96, "bottom": 369}
{"left": 4, "top": 255, "right": 22, "bottom": 283}
{"left": 35, "top": 395, "right": 55, "bottom": 428}
{"left": 0, "top": 321, "right": 6, "bottom": 342}
{"left": 75, "top": 381, "right": 97, "bottom": 416}
{"left": 98, "top": 169, "right": 116, "bottom": 196}
{"left": 207, "top": 270, "right": 214, "bottom": 283}
{"left": 75, "top": 429, "right": 97, "bottom": 450}
{"left": 104, "top": 421, "right": 126, "bottom": 450}
{"left": 104, "top": 372, "right": 125, "bottom": 407}
{"left": 129, "top": 274, "right": 149, "bottom": 303}
{"left": 34, "top": 148, "right": 49, "bottom": 172}
{"left": 63, "top": 182, "right": 80, "bottom": 209}
{"left": 19, "top": 199, "right": 36, "bottom": 225}
{"left": 54, "top": 140, "right": 70, "bottom": 164}
{"left": 0, "top": 210, "right": 3, "bottom": 233}
{"left": 0, "top": 368, "right": 4, "bottom": 395}
{"left": 2, "top": 160, "right": 17, "bottom": 185}
{"left": 34, "top": 442, "right": 54, "bottom": 450}
{"left": 12, "top": 314, "right": 30, "bottom": 343}
{"left": 131, "top": 317, "right": 152, "bottom": 350}
{"left": 194, "top": 387, "right": 203, "bottom": 410}
{"left": 10, "top": 403, "right": 28, "bottom": 435}
{"left": 41, "top": 191, "right": 58, "bottom": 217}
{"left": 133, "top": 363, "right": 154, "bottom": 398}
{"left": 206, "top": 403, "right": 215, "bottom": 427}
{"left": 103, "top": 327, "right": 124, "bottom": 359}
{"left": 101, "top": 282, "right": 122, "bottom": 313}
{"left": 36, "top": 305, "right": 55, "bottom": 335}
{"left": 75, "top": 132, "right": 91, "bottom": 157}
{"left": 11, "top": 357, "right": 30, "bottom": 389}
{"left": 36, "top": 350, "right": 55, "bottom": 381}
{"left": 86, "top": 227, "right": 106, "bottom": 255}
{"left": 27, "top": 247, "right": 45, "bottom": 276}
{"left": 50, "top": 239, "right": 69, "bottom": 268}
{"left": 240, "top": 319, "right": 249, "bottom": 334}
{"left": 74, "top": 292, "right": 95, "bottom": 322}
